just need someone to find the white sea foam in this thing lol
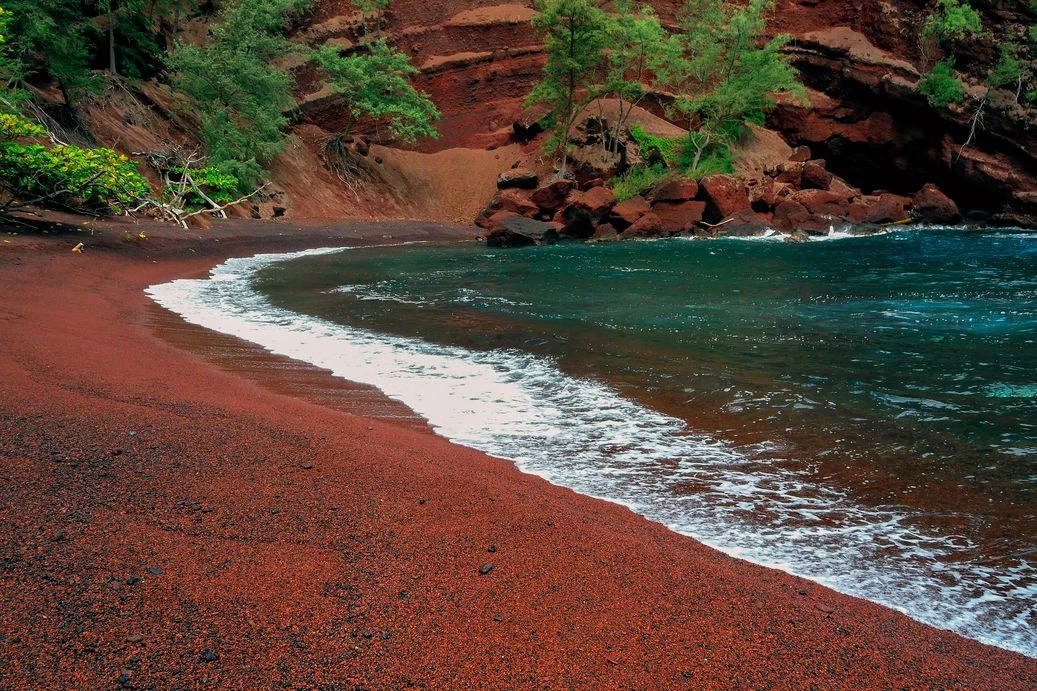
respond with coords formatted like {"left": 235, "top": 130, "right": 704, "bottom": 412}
{"left": 147, "top": 246, "right": 1037, "bottom": 659}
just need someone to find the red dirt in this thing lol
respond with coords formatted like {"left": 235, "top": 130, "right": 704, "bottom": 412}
{"left": 1, "top": 220, "right": 1036, "bottom": 688}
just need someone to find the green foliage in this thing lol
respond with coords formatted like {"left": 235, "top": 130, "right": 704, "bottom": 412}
{"left": 986, "top": 41, "right": 1025, "bottom": 89}
{"left": 312, "top": 38, "right": 439, "bottom": 144}
{"left": 0, "top": 110, "right": 43, "bottom": 136}
{"left": 682, "top": 132, "right": 734, "bottom": 177}
{"left": 659, "top": 0, "right": 802, "bottom": 177}
{"left": 0, "top": 6, "right": 28, "bottom": 112}
{"left": 0, "top": 112, "right": 149, "bottom": 213}
{"left": 167, "top": 165, "right": 239, "bottom": 207}
{"left": 598, "top": 1, "right": 666, "bottom": 141}
{"left": 608, "top": 163, "right": 667, "bottom": 202}
{"left": 168, "top": 0, "right": 300, "bottom": 189}
{"left": 628, "top": 124, "right": 733, "bottom": 179}
{"left": 920, "top": 59, "right": 965, "bottom": 106}
{"left": 1030, "top": 24, "right": 1037, "bottom": 50}
{"left": 350, "top": 0, "right": 390, "bottom": 34}
{"left": 923, "top": 0, "right": 983, "bottom": 44}
{"left": 3, "top": 0, "right": 100, "bottom": 101}
{"left": 527, "top": 0, "right": 610, "bottom": 176}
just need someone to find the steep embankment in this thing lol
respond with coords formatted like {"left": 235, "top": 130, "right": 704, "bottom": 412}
{"left": 66, "top": 0, "right": 1035, "bottom": 225}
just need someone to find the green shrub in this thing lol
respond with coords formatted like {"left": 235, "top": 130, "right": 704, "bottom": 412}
{"left": 0, "top": 113, "right": 150, "bottom": 213}
{"left": 920, "top": 60, "right": 965, "bottom": 106}
{"left": 986, "top": 42, "right": 1025, "bottom": 91}
{"left": 167, "top": 166, "right": 240, "bottom": 208}
{"left": 923, "top": 0, "right": 983, "bottom": 43}
{"left": 609, "top": 163, "right": 668, "bottom": 202}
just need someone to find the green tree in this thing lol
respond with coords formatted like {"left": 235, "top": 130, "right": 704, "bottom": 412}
{"left": 94, "top": 0, "right": 172, "bottom": 79}
{"left": 596, "top": 0, "right": 666, "bottom": 158}
{"left": 0, "top": 5, "right": 28, "bottom": 112}
{"left": 168, "top": 0, "right": 300, "bottom": 189}
{"left": 659, "top": 0, "right": 803, "bottom": 176}
{"left": 527, "top": 0, "right": 609, "bottom": 177}
{"left": 312, "top": 38, "right": 439, "bottom": 144}
{"left": 350, "top": 0, "right": 390, "bottom": 36}
{"left": 2, "top": 0, "right": 99, "bottom": 104}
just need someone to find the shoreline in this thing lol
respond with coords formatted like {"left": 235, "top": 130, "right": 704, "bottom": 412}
{"left": 1, "top": 219, "right": 1035, "bottom": 688}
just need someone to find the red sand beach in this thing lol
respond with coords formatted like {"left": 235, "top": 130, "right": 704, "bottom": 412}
{"left": 1, "top": 219, "right": 1035, "bottom": 689}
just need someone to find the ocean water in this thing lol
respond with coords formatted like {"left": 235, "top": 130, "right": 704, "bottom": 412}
{"left": 147, "top": 229, "right": 1037, "bottom": 657}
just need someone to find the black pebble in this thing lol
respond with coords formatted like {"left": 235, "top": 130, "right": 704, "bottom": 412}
{"left": 126, "top": 577, "right": 140, "bottom": 586}
{"left": 493, "top": 615, "right": 503, "bottom": 622}
{"left": 479, "top": 564, "right": 493, "bottom": 576}
{"left": 418, "top": 498, "right": 426, "bottom": 505}
{"left": 398, "top": 590, "right": 409, "bottom": 600}
{"left": 147, "top": 567, "right": 163, "bottom": 576}
{"left": 301, "top": 463, "right": 313, "bottom": 470}
{"left": 487, "top": 545, "right": 496, "bottom": 553}
{"left": 362, "top": 631, "right": 373, "bottom": 639}
{"left": 200, "top": 649, "right": 219, "bottom": 662}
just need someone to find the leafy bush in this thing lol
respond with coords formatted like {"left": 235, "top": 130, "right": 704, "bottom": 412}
{"left": 920, "top": 60, "right": 965, "bottom": 106}
{"left": 312, "top": 38, "right": 439, "bottom": 144}
{"left": 923, "top": 0, "right": 983, "bottom": 43}
{"left": 986, "top": 42, "right": 1025, "bottom": 90}
{"left": 0, "top": 112, "right": 150, "bottom": 213}
{"left": 167, "top": 166, "right": 240, "bottom": 208}
{"left": 168, "top": 0, "right": 301, "bottom": 190}
{"left": 609, "top": 163, "right": 668, "bottom": 202}
{"left": 628, "top": 124, "right": 734, "bottom": 179}
{"left": 628, "top": 124, "right": 679, "bottom": 166}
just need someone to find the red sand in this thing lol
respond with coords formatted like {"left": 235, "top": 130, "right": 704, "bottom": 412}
{"left": 1, "top": 219, "right": 1035, "bottom": 689}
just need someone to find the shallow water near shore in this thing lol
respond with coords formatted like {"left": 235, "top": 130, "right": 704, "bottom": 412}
{"left": 147, "top": 228, "right": 1037, "bottom": 657}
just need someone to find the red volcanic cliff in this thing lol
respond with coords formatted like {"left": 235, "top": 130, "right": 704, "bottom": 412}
{"left": 66, "top": 1, "right": 1036, "bottom": 225}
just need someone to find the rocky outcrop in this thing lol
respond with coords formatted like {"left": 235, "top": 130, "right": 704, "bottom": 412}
{"left": 483, "top": 213, "right": 559, "bottom": 247}
{"left": 770, "top": 24, "right": 1036, "bottom": 226}
{"left": 477, "top": 139, "right": 966, "bottom": 244}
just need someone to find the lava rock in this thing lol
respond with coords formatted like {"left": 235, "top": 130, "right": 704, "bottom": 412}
{"left": 496, "top": 168, "right": 539, "bottom": 191}
{"left": 619, "top": 211, "right": 665, "bottom": 239}
{"left": 648, "top": 177, "right": 698, "bottom": 203}
{"left": 484, "top": 214, "right": 559, "bottom": 248}
{"left": 699, "top": 175, "right": 752, "bottom": 222}
{"left": 609, "top": 196, "right": 650, "bottom": 229}
{"left": 530, "top": 179, "right": 578, "bottom": 211}
{"left": 912, "top": 183, "right": 960, "bottom": 224}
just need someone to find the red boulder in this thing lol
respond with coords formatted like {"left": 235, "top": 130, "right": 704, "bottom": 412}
{"left": 699, "top": 175, "right": 752, "bottom": 222}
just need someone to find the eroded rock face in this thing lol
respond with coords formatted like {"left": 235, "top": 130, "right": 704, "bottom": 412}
{"left": 476, "top": 189, "right": 538, "bottom": 228}
{"left": 648, "top": 177, "right": 698, "bottom": 203}
{"left": 653, "top": 200, "right": 706, "bottom": 234}
{"left": 770, "top": 24, "right": 1036, "bottom": 225}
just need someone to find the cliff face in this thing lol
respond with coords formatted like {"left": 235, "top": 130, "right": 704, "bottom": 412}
{"left": 67, "top": 1, "right": 1035, "bottom": 225}
{"left": 285, "top": 0, "right": 1034, "bottom": 224}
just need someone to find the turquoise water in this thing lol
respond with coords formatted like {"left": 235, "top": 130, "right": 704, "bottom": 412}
{"left": 148, "top": 229, "right": 1037, "bottom": 656}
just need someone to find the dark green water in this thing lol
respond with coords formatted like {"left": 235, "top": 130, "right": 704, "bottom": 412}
{"left": 228, "top": 229, "right": 1036, "bottom": 653}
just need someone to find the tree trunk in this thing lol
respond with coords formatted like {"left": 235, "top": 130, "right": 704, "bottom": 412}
{"left": 108, "top": 3, "right": 117, "bottom": 76}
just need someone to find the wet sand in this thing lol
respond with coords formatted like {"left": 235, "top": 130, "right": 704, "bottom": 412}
{"left": 0, "top": 218, "right": 1034, "bottom": 688}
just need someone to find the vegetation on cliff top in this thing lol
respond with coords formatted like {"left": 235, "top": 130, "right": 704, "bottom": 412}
{"left": 528, "top": 0, "right": 803, "bottom": 182}
{"left": 0, "top": 0, "right": 438, "bottom": 218}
